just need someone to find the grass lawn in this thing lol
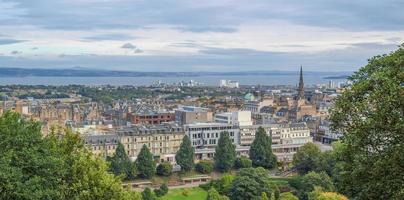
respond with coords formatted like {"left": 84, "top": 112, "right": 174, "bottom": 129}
{"left": 159, "top": 187, "right": 207, "bottom": 200}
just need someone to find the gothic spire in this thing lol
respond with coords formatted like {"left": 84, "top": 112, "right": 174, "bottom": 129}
{"left": 298, "top": 66, "right": 304, "bottom": 99}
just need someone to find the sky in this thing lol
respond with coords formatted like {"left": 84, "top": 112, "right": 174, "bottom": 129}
{"left": 0, "top": 0, "right": 403, "bottom": 72}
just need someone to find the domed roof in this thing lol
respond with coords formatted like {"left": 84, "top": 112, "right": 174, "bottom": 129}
{"left": 244, "top": 93, "right": 255, "bottom": 101}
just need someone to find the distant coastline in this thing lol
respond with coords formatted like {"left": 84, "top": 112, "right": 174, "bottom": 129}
{"left": 0, "top": 67, "right": 351, "bottom": 78}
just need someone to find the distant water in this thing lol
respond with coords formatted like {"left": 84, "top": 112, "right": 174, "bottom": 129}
{"left": 0, "top": 74, "right": 346, "bottom": 86}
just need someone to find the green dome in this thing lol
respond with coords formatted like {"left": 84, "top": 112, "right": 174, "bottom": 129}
{"left": 244, "top": 93, "right": 255, "bottom": 101}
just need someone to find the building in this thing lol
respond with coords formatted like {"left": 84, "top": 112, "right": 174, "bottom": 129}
{"left": 244, "top": 98, "right": 274, "bottom": 113}
{"left": 128, "top": 111, "right": 175, "bottom": 125}
{"left": 83, "top": 134, "right": 120, "bottom": 158}
{"left": 117, "top": 124, "right": 185, "bottom": 163}
{"left": 214, "top": 111, "right": 253, "bottom": 126}
{"left": 175, "top": 106, "right": 213, "bottom": 125}
{"left": 219, "top": 80, "right": 239, "bottom": 88}
{"left": 184, "top": 122, "right": 240, "bottom": 160}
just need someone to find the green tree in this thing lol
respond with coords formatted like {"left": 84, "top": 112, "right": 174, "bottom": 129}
{"left": 107, "top": 142, "right": 136, "bottom": 180}
{"left": 279, "top": 192, "right": 299, "bottom": 200}
{"left": 154, "top": 183, "right": 169, "bottom": 197}
{"left": 142, "top": 187, "right": 157, "bottom": 200}
{"left": 156, "top": 162, "right": 173, "bottom": 176}
{"left": 249, "top": 127, "right": 277, "bottom": 169}
{"left": 0, "top": 112, "right": 141, "bottom": 200}
{"left": 330, "top": 45, "right": 404, "bottom": 200}
{"left": 207, "top": 188, "right": 229, "bottom": 200}
{"left": 292, "top": 142, "right": 321, "bottom": 175}
{"left": 234, "top": 156, "right": 252, "bottom": 169}
{"left": 230, "top": 167, "right": 278, "bottom": 200}
{"left": 308, "top": 187, "right": 348, "bottom": 200}
{"left": 214, "top": 131, "right": 236, "bottom": 172}
{"left": 136, "top": 144, "right": 155, "bottom": 178}
{"left": 0, "top": 111, "right": 64, "bottom": 200}
{"left": 261, "top": 192, "right": 269, "bottom": 200}
{"left": 195, "top": 160, "right": 214, "bottom": 174}
{"left": 289, "top": 171, "right": 334, "bottom": 200}
{"left": 175, "top": 135, "right": 195, "bottom": 172}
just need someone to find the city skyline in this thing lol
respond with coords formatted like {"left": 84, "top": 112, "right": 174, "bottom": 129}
{"left": 0, "top": 0, "right": 403, "bottom": 71}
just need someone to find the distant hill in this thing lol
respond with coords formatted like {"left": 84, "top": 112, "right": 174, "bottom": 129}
{"left": 0, "top": 67, "right": 351, "bottom": 77}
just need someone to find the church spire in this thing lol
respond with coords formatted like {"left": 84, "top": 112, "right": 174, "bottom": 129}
{"left": 298, "top": 66, "right": 304, "bottom": 99}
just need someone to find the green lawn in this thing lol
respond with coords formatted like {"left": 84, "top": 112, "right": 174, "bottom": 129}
{"left": 159, "top": 187, "right": 207, "bottom": 200}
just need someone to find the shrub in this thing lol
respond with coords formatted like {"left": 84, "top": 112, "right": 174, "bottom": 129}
{"left": 234, "top": 156, "right": 252, "bottom": 169}
{"left": 156, "top": 162, "right": 173, "bottom": 176}
{"left": 154, "top": 183, "right": 169, "bottom": 197}
{"left": 195, "top": 160, "right": 214, "bottom": 174}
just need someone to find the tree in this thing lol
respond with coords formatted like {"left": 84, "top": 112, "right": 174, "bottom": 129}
{"left": 0, "top": 112, "right": 141, "bottom": 200}
{"left": 270, "top": 192, "right": 276, "bottom": 200}
{"left": 292, "top": 142, "right": 321, "bottom": 175}
{"left": 230, "top": 167, "right": 278, "bottom": 200}
{"left": 175, "top": 135, "right": 194, "bottom": 172}
{"left": 0, "top": 111, "right": 64, "bottom": 199}
{"left": 156, "top": 162, "right": 173, "bottom": 176}
{"left": 261, "top": 192, "right": 269, "bottom": 200}
{"left": 107, "top": 142, "right": 136, "bottom": 180}
{"left": 154, "top": 183, "right": 169, "bottom": 197}
{"left": 234, "top": 156, "right": 252, "bottom": 169}
{"left": 142, "top": 187, "right": 157, "bottom": 200}
{"left": 249, "top": 127, "right": 277, "bottom": 169}
{"left": 308, "top": 187, "right": 348, "bottom": 200}
{"left": 136, "top": 144, "right": 155, "bottom": 178}
{"left": 289, "top": 171, "right": 334, "bottom": 200}
{"left": 214, "top": 131, "right": 236, "bottom": 172}
{"left": 330, "top": 45, "right": 404, "bottom": 200}
{"left": 207, "top": 188, "right": 229, "bottom": 200}
{"left": 279, "top": 192, "right": 299, "bottom": 200}
{"left": 195, "top": 160, "right": 214, "bottom": 174}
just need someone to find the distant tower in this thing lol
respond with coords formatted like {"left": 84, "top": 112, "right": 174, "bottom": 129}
{"left": 298, "top": 66, "right": 304, "bottom": 100}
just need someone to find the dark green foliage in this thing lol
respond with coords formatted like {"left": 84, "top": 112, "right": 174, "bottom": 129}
{"left": 289, "top": 171, "right": 334, "bottom": 200}
{"left": 154, "top": 183, "right": 169, "bottom": 197}
{"left": 214, "top": 132, "right": 236, "bottom": 172}
{"left": 330, "top": 45, "right": 404, "bottom": 199}
{"left": 0, "top": 112, "right": 141, "bottom": 200}
{"left": 156, "top": 162, "right": 173, "bottom": 176}
{"left": 195, "top": 160, "right": 214, "bottom": 174}
{"left": 142, "top": 187, "right": 157, "bottom": 200}
{"left": 292, "top": 142, "right": 321, "bottom": 175}
{"left": 230, "top": 167, "right": 278, "bottom": 200}
{"left": 0, "top": 111, "right": 64, "bottom": 199}
{"left": 175, "top": 135, "right": 195, "bottom": 172}
{"left": 107, "top": 142, "right": 136, "bottom": 180}
{"left": 234, "top": 156, "right": 252, "bottom": 169}
{"left": 207, "top": 187, "right": 229, "bottom": 200}
{"left": 249, "top": 127, "right": 277, "bottom": 169}
{"left": 136, "top": 144, "right": 155, "bottom": 178}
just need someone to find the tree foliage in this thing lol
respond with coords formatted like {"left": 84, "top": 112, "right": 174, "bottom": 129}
{"left": 230, "top": 167, "right": 279, "bottom": 200}
{"left": 154, "top": 183, "right": 169, "bottom": 197}
{"left": 279, "top": 192, "right": 299, "bottom": 200}
{"left": 330, "top": 45, "right": 404, "bottom": 199}
{"left": 289, "top": 171, "right": 334, "bottom": 200}
{"left": 0, "top": 112, "right": 141, "bottom": 200}
{"left": 175, "top": 135, "right": 195, "bottom": 172}
{"left": 136, "top": 144, "right": 155, "bottom": 178}
{"left": 249, "top": 127, "right": 277, "bottom": 169}
{"left": 308, "top": 187, "right": 348, "bottom": 200}
{"left": 234, "top": 156, "right": 252, "bottom": 169}
{"left": 292, "top": 142, "right": 321, "bottom": 175}
{"left": 107, "top": 142, "right": 136, "bottom": 180}
{"left": 214, "top": 131, "right": 236, "bottom": 172}
{"left": 207, "top": 188, "right": 230, "bottom": 200}
{"left": 195, "top": 160, "right": 214, "bottom": 174}
{"left": 156, "top": 162, "right": 173, "bottom": 176}
{"left": 142, "top": 187, "right": 157, "bottom": 200}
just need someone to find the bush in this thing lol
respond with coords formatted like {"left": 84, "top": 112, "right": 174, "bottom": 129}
{"left": 199, "top": 182, "right": 213, "bottom": 191}
{"left": 234, "top": 156, "right": 252, "bottom": 169}
{"left": 156, "top": 162, "right": 173, "bottom": 176}
{"left": 182, "top": 189, "right": 189, "bottom": 196}
{"left": 154, "top": 183, "right": 169, "bottom": 197}
{"left": 195, "top": 160, "right": 214, "bottom": 174}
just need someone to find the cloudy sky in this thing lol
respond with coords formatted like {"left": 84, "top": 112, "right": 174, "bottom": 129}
{"left": 0, "top": 0, "right": 403, "bottom": 72}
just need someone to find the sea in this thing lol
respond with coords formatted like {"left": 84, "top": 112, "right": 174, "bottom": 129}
{"left": 0, "top": 74, "right": 347, "bottom": 86}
